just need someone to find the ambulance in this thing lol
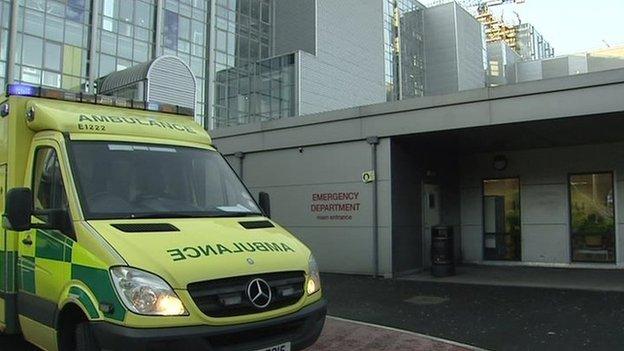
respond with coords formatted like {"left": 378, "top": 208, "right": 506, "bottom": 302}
{"left": 0, "top": 84, "right": 326, "bottom": 351}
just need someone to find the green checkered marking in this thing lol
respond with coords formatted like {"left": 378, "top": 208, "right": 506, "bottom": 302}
{"left": 18, "top": 256, "right": 36, "bottom": 294}
{"left": 0, "top": 251, "right": 17, "bottom": 293}
{"left": 71, "top": 264, "right": 126, "bottom": 321}
{"left": 35, "top": 230, "right": 73, "bottom": 263}
{"left": 69, "top": 286, "right": 99, "bottom": 319}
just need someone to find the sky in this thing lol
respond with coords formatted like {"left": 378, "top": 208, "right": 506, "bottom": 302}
{"left": 421, "top": 0, "right": 624, "bottom": 56}
{"left": 487, "top": 0, "right": 624, "bottom": 55}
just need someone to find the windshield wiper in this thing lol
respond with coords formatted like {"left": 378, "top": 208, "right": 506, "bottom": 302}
{"left": 208, "top": 211, "right": 264, "bottom": 218}
{"left": 120, "top": 212, "right": 199, "bottom": 219}
{"left": 116, "top": 211, "right": 264, "bottom": 219}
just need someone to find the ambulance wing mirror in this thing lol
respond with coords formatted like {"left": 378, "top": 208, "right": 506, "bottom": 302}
{"left": 258, "top": 192, "right": 271, "bottom": 218}
{"left": 3, "top": 188, "right": 33, "bottom": 231}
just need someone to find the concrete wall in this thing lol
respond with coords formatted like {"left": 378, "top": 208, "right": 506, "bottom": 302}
{"left": 516, "top": 60, "right": 542, "bottom": 83}
{"left": 568, "top": 54, "right": 589, "bottom": 75}
{"left": 588, "top": 56, "right": 624, "bottom": 72}
{"left": 542, "top": 57, "right": 571, "bottom": 80}
{"left": 297, "top": 0, "right": 386, "bottom": 116}
{"left": 226, "top": 139, "right": 393, "bottom": 276}
{"left": 424, "top": 3, "right": 485, "bottom": 96}
{"left": 424, "top": 3, "right": 459, "bottom": 95}
{"left": 454, "top": 5, "right": 485, "bottom": 92}
{"left": 487, "top": 41, "right": 521, "bottom": 86}
{"left": 460, "top": 142, "right": 624, "bottom": 266}
{"left": 273, "top": 0, "right": 317, "bottom": 56}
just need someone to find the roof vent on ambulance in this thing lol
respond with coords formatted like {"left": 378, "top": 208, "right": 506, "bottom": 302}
{"left": 96, "top": 55, "right": 197, "bottom": 113}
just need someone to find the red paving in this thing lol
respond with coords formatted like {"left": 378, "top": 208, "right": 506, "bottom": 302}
{"left": 307, "top": 317, "right": 476, "bottom": 351}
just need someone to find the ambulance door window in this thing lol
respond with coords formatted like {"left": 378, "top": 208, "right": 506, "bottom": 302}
{"left": 32, "top": 147, "right": 69, "bottom": 223}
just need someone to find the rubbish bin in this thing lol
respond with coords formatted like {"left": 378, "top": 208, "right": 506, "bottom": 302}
{"left": 431, "top": 226, "right": 455, "bottom": 277}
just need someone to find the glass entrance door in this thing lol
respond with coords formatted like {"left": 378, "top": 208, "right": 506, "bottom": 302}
{"left": 483, "top": 178, "right": 521, "bottom": 261}
{"left": 569, "top": 172, "right": 615, "bottom": 263}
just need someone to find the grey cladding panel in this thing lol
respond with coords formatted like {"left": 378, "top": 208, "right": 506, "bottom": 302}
{"left": 274, "top": 0, "right": 317, "bottom": 55}
{"left": 297, "top": 0, "right": 385, "bottom": 116}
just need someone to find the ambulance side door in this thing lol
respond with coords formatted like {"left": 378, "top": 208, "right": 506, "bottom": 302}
{"left": 18, "top": 140, "right": 74, "bottom": 350}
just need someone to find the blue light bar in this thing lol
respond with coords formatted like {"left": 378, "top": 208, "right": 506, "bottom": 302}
{"left": 7, "top": 84, "right": 40, "bottom": 97}
{"left": 4, "top": 84, "right": 194, "bottom": 117}
{"left": 147, "top": 102, "right": 160, "bottom": 111}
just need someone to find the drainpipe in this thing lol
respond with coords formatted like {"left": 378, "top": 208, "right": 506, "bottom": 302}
{"left": 88, "top": 0, "right": 100, "bottom": 92}
{"left": 6, "top": 0, "right": 19, "bottom": 84}
{"left": 234, "top": 151, "right": 245, "bottom": 179}
{"left": 367, "top": 136, "right": 380, "bottom": 278}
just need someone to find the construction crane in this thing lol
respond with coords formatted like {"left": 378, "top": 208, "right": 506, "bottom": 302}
{"left": 425, "top": 0, "right": 525, "bottom": 15}
{"left": 424, "top": 0, "right": 527, "bottom": 50}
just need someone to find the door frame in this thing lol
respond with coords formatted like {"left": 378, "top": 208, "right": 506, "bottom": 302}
{"left": 481, "top": 176, "right": 522, "bottom": 262}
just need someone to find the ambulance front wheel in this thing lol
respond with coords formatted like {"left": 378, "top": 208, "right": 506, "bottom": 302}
{"left": 75, "top": 323, "right": 100, "bottom": 351}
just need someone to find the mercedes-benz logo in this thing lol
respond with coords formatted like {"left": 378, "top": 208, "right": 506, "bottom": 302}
{"left": 246, "top": 278, "right": 272, "bottom": 309}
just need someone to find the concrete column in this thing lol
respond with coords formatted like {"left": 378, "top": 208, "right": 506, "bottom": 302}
{"left": 234, "top": 151, "right": 245, "bottom": 179}
{"left": 155, "top": 0, "right": 164, "bottom": 57}
{"left": 367, "top": 136, "right": 380, "bottom": 277}
{"left": 205, "top": 0, "right": 217, "bottom": 130}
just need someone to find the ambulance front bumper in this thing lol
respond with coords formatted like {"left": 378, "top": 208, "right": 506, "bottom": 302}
{"left": 91, "top": 298, "right": 327, "bottom": 351}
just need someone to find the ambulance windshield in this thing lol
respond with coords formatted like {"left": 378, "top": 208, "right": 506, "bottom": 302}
{"left": 69, "top": 141, "right": 262, "bottom": 220}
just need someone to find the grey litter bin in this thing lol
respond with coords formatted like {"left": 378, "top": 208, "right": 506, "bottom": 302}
{"left": 431, "top": 225, "right": 455, "bottom": 277}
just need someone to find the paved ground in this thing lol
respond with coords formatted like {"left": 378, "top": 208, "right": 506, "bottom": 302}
{"left": 6, "top": 267, "right": 624, "bottom": 350}
{"left": 308, "top": 317, "right": 477, "bottom": 351}
{"left": 2, "top": 317, "right": 470, "bottom": 351}
{"left": 403, "top": 265, "right": 624, "bottom": 292}
{"left": 321, "top": 273, "right": 624, "bottom": 351}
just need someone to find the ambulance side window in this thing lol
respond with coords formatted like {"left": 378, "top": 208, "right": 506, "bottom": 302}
{"left": 32, "top": 147, "right": 69, "bottom": 217}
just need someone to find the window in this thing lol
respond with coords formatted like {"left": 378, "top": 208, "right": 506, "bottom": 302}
{"left": 163, "top": 9, "right": 178, "bottom": 50}
{"left": 22, "top": 35, "right": 43, "bottom": 67}
{"left": 32, "top": 147, "right": 69, "bottom": 216}
{"left": 569, "top": 172, "right": 615, "bottom": 263}
{"left": 483, "top": 178, "right": 521, "bottom": 261}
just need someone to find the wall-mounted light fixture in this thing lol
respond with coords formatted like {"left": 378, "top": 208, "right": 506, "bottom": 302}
{"left": 493, "top": 154, "right": 508, "bottom": 171}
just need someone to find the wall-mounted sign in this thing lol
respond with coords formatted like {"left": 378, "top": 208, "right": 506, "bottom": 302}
{"left": 362, "top": 170, "right": 375, "bottom": 183}
{"left": 310, "top": 192, "right": 361, "bottom": 221}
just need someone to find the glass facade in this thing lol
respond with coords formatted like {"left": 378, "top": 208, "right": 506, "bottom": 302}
{"left": 214, "top": 53, "right": 295, "bottom": 127}
{"left": 2, "top": 0, "right": 210, "bottom": 123}
{"left": 483, "top": 178, "right": 521, "bottom": 261}
{"left": 160, "top": 0, "right": 208, "bottom": 117}
{"left": 0, "top": 1, "right": 9, "bottom": 90}
{"left": 383, "top": 0, "right": 425, "bottom": 101}
{"left": 97, "top": 0, "right": 155, "bottom": 76}
{"left": 569, "top": 173, "right": 615, "bottom": 263}
{"left": 211, "top": 0, "right": 274, "bottom": 127}
{"left": 14, "top": 0, "right": 91, "bottom": 91}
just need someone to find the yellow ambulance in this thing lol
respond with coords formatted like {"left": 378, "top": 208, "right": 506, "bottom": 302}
{"left": 0, "top": 84, "right": 326, "bottom": 351}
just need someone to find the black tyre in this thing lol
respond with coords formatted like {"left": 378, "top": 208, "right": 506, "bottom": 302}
{"left": 75, "top": 323, "right": 100, "bottom": 351}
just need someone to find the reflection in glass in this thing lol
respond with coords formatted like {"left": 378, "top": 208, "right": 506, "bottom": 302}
{"left": 570, "top": 173, "right": 615, "bottom": 263}
{"left": 483, "top": 178, "right": 521, "bottom": 261}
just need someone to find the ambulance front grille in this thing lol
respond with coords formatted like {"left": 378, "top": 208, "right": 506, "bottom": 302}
{"left": 187, "top": 271, "right": 306, "bottom": 318}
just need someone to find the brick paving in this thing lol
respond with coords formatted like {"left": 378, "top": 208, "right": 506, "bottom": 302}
{"left": 308, "top": 317, "right": 477, "bottom": 351}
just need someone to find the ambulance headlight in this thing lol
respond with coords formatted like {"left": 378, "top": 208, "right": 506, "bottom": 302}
{"left": 110, "top": 267, "right": 187, "bottom": 316}
{"left": 306, "top": 255, "right": 321, "bottom": 295}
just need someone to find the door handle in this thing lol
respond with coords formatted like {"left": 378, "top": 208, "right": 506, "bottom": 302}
{"left": 22, "top": 236, "right": 33, "bottom": 246}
